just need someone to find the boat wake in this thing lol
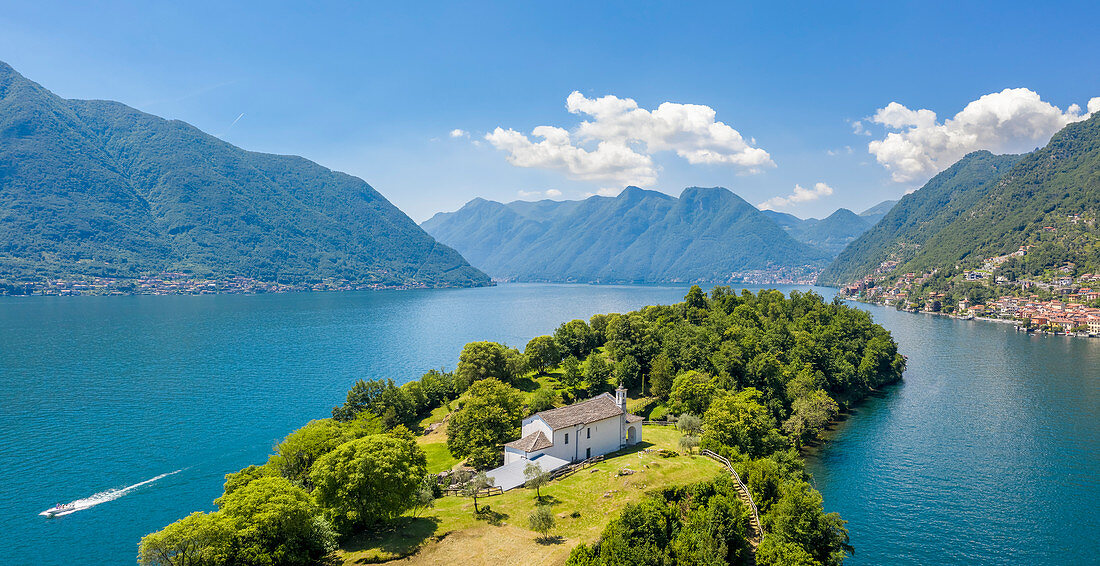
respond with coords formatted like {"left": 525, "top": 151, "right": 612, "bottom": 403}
{"left": 39, "top": 469, "right": 182, "bottom": 518}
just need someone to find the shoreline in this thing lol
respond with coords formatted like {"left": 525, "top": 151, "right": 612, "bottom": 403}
{"left": 842, "top": 297, "right": 1098, "bottom": 339}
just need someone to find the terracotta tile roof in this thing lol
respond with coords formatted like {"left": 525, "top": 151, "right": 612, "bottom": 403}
{"left": 504, "top": 430, "right": 553, "bottom": 452}
{"left": 625, "top": 413, "right": 644, "bottom": 423}
{"left": 534, "top": 393, "right": 623, "bottom": 430}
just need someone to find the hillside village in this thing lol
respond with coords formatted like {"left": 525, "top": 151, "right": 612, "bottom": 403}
{"left": 843, "top": 244, "right": 1100, "bottom": 336}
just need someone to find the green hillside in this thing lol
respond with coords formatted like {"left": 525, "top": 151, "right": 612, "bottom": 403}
{"left": 898, "top": 112, "right": 1100, "bottom": 275}
{"left": 0, "top": 61, "right": 489, "bottom": 288}
{"left": 818, "top": 151, "right": 1023, "bottom": 284}
{"left": 422, "top": 187, "right": 831, "bottom": 283}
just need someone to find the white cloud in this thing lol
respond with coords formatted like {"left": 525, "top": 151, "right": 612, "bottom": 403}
{"left": 758, "top": 182, "right": 834, "bottom": 211}
{"left": 486, "top": 126, "right": 657, "bottom": 185}
{"left": 851, "top": 120, "right": 871, "bottom": 136}
{"left": 450, "top": 128, "right": 469, "bottom": 138}
{"left": 584, "top": 187, "right": 624, "bottom": 198}
{"left": 868, "top": 88, "right": 1100, "bottom": 183}
{"left": 517, "top": 188, "right": 564, "bottom": 199}
{"left": 485, "top": 91, "right": 772, "bottom": 187}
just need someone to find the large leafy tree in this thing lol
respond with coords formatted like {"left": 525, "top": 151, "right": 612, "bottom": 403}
{"left": 560, "top": 355, "right": 583, "bottom": 395}
{"left": 266, "top": 415, "right": 383, "bottom": 488}
{"left": 585, "top": 352, "right": 612, "bottom": 393}
{"left": 524, "top": 335, "right": 560, "bottom": 375}
{"left": 331, "top": 378, "right": 414, "bottom": 428}
{"left": 455, "top": 341, "right": 522, "bottom": 389}
{"left": 310, "top": 433, "right": 427, "bottom": 534}
{"left": 138, "top": 511, "right": 233, "bottom": 566}
{"left": 446, "top": 378, "right": 525, "bottom": 469}
{"left": 782, "top": 389, "right": 839, "bottom": 448}
{"left": 139, "top": 477, "right": 336, "bottom": 566}
{"left": 648, "top": 352, "right": 674, "bottom": 399}
{"left": 668, "top": 370, "right": 718, "bottom": 416}
{"left": 762, "top": 480, "right": 852, "bottom": 566}
{"left": 703, "top": 388, "right": 782, "bottom": 459}
{"left": 554, "top": 319, "right": 597, "bottom": 359}
{"left": 215, "top": 476, "right": 336, "bottom": 566}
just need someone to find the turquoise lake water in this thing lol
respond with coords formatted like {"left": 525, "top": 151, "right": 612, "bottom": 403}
{"left": 1, "top": 284, "right": 1097, "bottom": 564}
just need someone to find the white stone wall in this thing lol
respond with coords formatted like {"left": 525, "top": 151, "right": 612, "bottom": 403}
{"left": 513, "top": 414, "right": 633, "bottom": 464}
{"left": 503, "top": 446, "right": 526, "bottom": 465}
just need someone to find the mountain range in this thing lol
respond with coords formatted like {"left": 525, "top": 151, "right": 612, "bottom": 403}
{"left": 421, "top": 187, "right": 891, "bottom": 283}
{"left": 820, "top": 111, "right": 1100, "bottom": 285}
{"left": 0, "top": 61, "right": 489, "bottom": 288}
{"left": 762, "top": 202, "right": 894, "bottom": 255}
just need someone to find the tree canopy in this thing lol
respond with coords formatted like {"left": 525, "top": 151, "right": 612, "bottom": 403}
{"left": 310, "top": 433, "right": 427, "bottom": 534}
{"left": 446, "top": 378, "right": 526, "bottom": 469}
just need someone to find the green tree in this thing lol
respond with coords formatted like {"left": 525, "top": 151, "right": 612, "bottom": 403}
{"left": 756, "top": 537, "right": 816, "bottom": 566}
{"left": 525, "top": 335, "right": 560, "bottom": 375}
{"left": 461, "top": 471, "right": 495, "bottom": 514}
{"left": 524, "top": 461, "right": 552, "bottom": 501}
{"left": 560, "top": 355, "right": 583, "bottom": 394}
{"left": 138, "top": 511, "right": 233, "bottom": 566}
{"left": 223, "top": 464, "right": 275, "bottom": 496}
{"left": 678, "top": 434, "right": 700, "bottom": 454}
{"left": 411, "top": 476, "right": 437, "bottom": 518}
{"left": 607, "top": 315, "right": 655, "bottom": 371}
{"left": 613, "top": 355, "right": 641, "bottom": 389}
{"left": 529, "top": 386, "right": 558, "bottom": 413}
{"left": 703, "top": 388, "right": 782, "bottom": 459}
{"left": 782, "top": 390, "right": 839, "bottom": 448}
{"left": 310, "top": 434, "right": 427, "bottom": 534}
{"left": 765, "top": 480, "right": 852, "bottom": 566}
{"left": 588, "top": 313, "right": 611, "bottom": 346}
{"left": 529, "top": 504, "right": 556, "bottom": 540}
{"left": 214, "top": 476, "right": 336, "bottom": 565}
{"left": 669, "top": 371, "right": 718, "bottom": 416}
{"left": 857, "top": 335, "right": 905, "bottom": 389}
{"left": 677, "top": 413, "right": 703, "bottom": 436}
{"left": 267, "top": 418, "right": 370, "bottom": 488}
{"left": 648, "top": 352, "right": 674, "bottom": 399}
{"left": 455, "top": 341, "right": 519, "bottom": 390}
{"left": 555, "top": 319, "right": 597, "bottom": 359}
{"left": 331, "top": 378, "right": 414, "bottom": 428}
{"left": 418, "top": 369, "right": 456, "bottom": 407}
{"left": 685, "top": 284, "right": 708, "bottom": 310}
{"left": 585, "top": 352, "right": 612, "bottom": 393}
{"left": 446, "top": 378, "right": 525, "bottom": 469}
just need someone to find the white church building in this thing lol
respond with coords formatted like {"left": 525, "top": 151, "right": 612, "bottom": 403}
{"left": 488, "top": 387, "right": 643, "bottom": 490}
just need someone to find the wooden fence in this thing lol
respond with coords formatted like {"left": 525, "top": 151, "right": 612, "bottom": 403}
{"left": 700, "top": 448, "right": 762, "bottom": 543}
{"left": 442, "top": 485, "right": 503, "bottom": 498}
{"left": 641, "top": 420, "right": 676, "bottom": 426}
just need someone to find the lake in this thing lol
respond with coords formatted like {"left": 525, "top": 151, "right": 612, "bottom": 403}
{"left": 1, "top": 284, "right": 1097, "bottom": 564}
{"left": 805, "top": 305, "right": 1100, "bottom": 565}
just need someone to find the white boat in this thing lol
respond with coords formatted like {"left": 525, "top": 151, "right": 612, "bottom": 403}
{"left": 40, "top": 503, "right": 77, "bottom": 517}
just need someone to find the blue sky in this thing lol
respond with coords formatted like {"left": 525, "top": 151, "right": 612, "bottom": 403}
{"left": 2, "top": 1, "right": 1099, "bottom": 221}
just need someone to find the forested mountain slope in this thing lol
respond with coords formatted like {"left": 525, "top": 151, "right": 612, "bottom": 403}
{"left": 818, "top": 151, "right": 1024, "bottom": 284}
{"left": 896, "top": 112, "right": 1100, "bottom": 275}
{"left": 0, "top": 61, "right": 489, "bottom": 288}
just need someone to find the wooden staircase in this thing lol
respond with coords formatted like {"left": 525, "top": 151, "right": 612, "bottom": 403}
{"left": 701, "top": 449, "right": 762, "bottom": 549}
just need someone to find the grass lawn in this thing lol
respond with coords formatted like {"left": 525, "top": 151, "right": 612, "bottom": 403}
{"left": 331, "top": 424, "right": 724, "bottom": 565}
{"left": 419, "top": 439, "right": 461, "bottom": 474}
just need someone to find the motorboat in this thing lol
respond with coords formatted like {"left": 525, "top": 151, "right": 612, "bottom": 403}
{"left": 40, "top": 503, "right": 77, "bottom": 517}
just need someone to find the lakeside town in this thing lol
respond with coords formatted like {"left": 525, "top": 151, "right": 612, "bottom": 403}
{"left": 0, "top": 273, "right": 435, "bottom": 296}
{"left": 843, "top": 246, "right": 1100, "bottom": 337}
